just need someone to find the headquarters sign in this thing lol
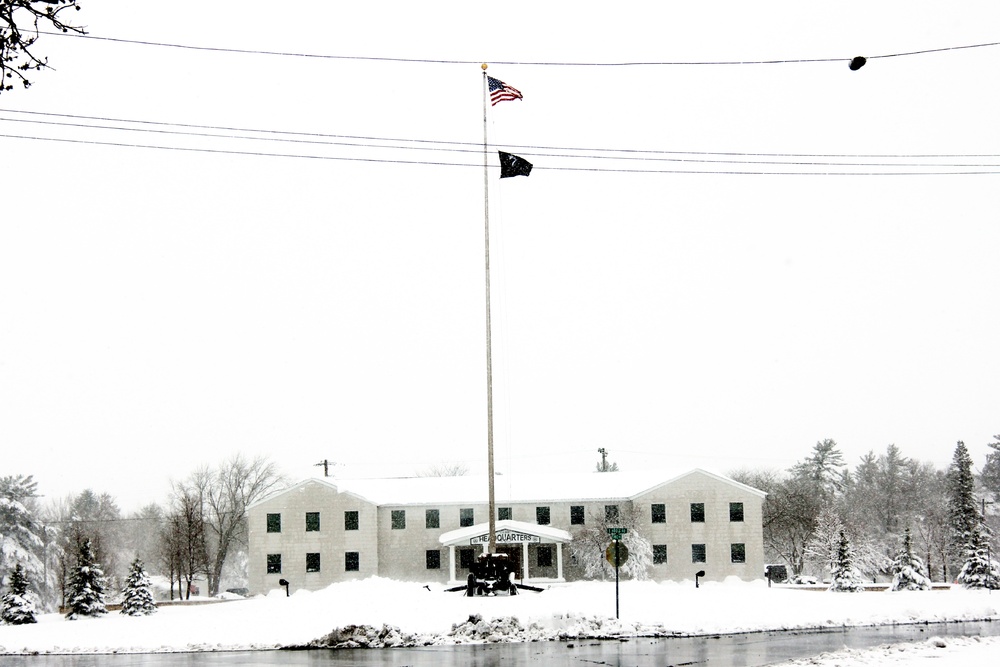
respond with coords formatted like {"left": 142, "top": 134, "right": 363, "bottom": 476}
{"left": 470, "top": 529, "right": 540, "bottom": 545}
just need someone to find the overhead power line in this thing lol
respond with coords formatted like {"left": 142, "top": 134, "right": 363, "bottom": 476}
{"left": 3, "top": 109, "right": 1000, "bottom": 174}
{"left": 38, "top": 30, "right": 1000, "bottom": 67}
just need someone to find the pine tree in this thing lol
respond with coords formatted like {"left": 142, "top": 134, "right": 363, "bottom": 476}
{"left": 65, "top": 539, "right": 107, "bottom": 619}
{"left": 956, "top": 522, "right": 999, "bottom": 589}
{"left": 0, "top": 475, "right": 45, "bottom": 590}
{"left": 829, "top": 530, "right": 863, "bottom": 592}
{"left": 1, "top": 563, "right": 37, "bottom": 624}
{"left": 948, "top": 441, "right": 982, "bottom": 578}
{"left": 890, "top": 528, "right": 932, "bottom": 591}
{"left": 120, "top": 556, "right": 157, "bottom": 616}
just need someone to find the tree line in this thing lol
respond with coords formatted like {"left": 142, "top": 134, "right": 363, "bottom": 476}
{"left": 0, "top": 453, "right": 285, "bottom": 612}
{"left": 730, "top": 436, "right": 1000, "bottom": 586}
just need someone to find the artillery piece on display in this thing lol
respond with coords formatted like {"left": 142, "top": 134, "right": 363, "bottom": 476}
{"left": 466, "top": 552, "right": 518, "bottom": 596}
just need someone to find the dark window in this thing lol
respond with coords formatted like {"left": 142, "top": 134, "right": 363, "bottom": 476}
{"left": 651, "top": 503, "right": 666, "bottom": 524}
{"left": 690, "top": 503, "right": 705, "bottom": 523}
{"left": 536, "top": 506, "right": 550, "bottom": 525}
{"left": 345, "top": 510, "right": 359, "bottom": 531}
{"left": 537, "top": 546, "right": 553, "bottom": 568}
{"left": 570, "top": 505, "right": 585, "bottom": 525}
{"left": 653, "top": 544, "right": 667, "bottom": 564}
{"left": 730, "top": 502, "right": 744, "bottom": 522}
{"left": 266, "top": 513, "right": 281, "bottom": 533}
{"left": 345, "top": 551, "right": 360, "bottom": 572}
{"left": 306, "top": 552, "right": 321, "bottom": 573}
{"left": 460, "top": 549, "right": 475, "bottom": 569}
{"left": 425, "top": 509, "right": 440, "bottom": 529}
{"left": 460, "top": 508, "right": 474, "bottom": 527}
{"left": 426, "top": 550, "right": 441, "bottom": 569}
{"left": 266, "top": 553, "right": 281, "bottom": 574}
{"left": 731, "top": 543, "right": 746, "bottom": 563}
{"left": 692, "top": 544, "right": 706, "bottom": 563}
{"left": 498, "top": 507, "right": 512, "bottom": 521}
{"left": 306, "top": 512, "right": 320, "bottom": 532}
{"left": 605, "top": 505, "right": 620, "bottom": 524}
{"left": 391, "top": 510, "right": 406, "bottom": 530}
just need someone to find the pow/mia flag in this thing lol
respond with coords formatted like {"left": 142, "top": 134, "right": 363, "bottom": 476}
{"left": 498, "top": 151, "right": 533, "bottom": 178}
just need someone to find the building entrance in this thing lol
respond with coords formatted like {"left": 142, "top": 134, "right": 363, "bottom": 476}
{"left": 497, "top": 545, "right": 522, "bottom": 581}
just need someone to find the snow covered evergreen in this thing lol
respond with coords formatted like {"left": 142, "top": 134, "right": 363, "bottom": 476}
{"left": 890, "top": 528, "right": 931, "bottom": 591}
{"left": 828, "top": 530, "right": 863, "bottom": 592}
{"left": 956, "top": 522, "right": 999, "bottom": 589}
{"left": 0, "top": 475, "right": 45, "bottom": 592}
{"left": 65, "top": 539, "right": 107, "bottom": 619}
{"left": 1, "top": 563, "right": 37, "bottom": 625}
{"left": 120, "top": 556, "right": 157, "bottom": 616}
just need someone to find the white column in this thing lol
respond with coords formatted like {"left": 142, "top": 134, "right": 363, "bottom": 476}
{"left": 556, "top": 542, "right": 564, "bottom": 580}
{"left": 449, "top": 545, "right": 456, "bottom": 583}
{"left": 522, "top": 542, "right": 530, "bottom": 582}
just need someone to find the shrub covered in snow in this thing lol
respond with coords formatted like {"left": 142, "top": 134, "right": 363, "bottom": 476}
{"left": 65, "top": 539, "right": 107, "bottom": 619}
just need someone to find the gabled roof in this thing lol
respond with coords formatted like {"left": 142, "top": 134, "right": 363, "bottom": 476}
{"left": 250, "top": 468, "right": 764, "bottom": 509}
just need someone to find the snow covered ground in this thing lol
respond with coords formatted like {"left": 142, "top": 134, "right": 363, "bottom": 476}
{"left": 0, "top": 577, "right": 998, "bottom": 665}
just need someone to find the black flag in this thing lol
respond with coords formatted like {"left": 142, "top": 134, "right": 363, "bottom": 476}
{"left": 498, "top": 151, "right": 533, "bottom": 178}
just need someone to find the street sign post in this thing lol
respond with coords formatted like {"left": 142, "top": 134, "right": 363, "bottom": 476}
{"left": 605, "top": 527, "right": 628, "bottom": 618}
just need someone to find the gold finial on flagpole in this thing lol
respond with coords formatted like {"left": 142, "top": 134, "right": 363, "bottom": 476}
{"left": 482, "top": 63, "right": 488, "bottom": 70}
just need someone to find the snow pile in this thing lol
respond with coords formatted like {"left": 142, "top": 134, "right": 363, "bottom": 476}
{"left": 0, "top": 577, "right": 998, "bottom": 656}
{"left": 774, "top": 635, "right": 1000, "bottom": 666}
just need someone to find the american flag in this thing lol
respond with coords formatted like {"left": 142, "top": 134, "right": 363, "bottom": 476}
{"left": 488, "top": 76, "right": 523, "bottom": 106}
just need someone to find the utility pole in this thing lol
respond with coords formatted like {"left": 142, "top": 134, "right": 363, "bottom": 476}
{"left": 314, "top": 459, "right": 337, "bottom": 477}
{"left": 598, "top": 448, "right": 608, "bottom": 472}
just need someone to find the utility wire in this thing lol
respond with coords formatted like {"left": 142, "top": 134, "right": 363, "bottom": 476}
{"left": 37, "top": 30, "right": 1000, "bottom": 67}
{"left": 3, "top": 110, "right": 999, "bottom": 170}
{"left": 4, "top": 132, "right": 1000, "bottom": 175}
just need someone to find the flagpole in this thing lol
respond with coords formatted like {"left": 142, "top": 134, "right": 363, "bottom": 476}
{"left": 482, "top": 63, "right": 497, "bottom": 556}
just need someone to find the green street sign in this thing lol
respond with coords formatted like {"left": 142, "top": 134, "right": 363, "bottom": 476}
{"left": 607, "top": 527, "right": 628, "bottom": 540}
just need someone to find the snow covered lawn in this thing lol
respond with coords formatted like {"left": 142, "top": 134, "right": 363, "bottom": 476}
{"left": 0, "top": 577, "right": 997, "bottom": 658}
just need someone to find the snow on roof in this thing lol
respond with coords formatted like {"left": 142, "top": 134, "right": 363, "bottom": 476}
{"left": 315, "top": 467, "right": 762, "bottom": 507}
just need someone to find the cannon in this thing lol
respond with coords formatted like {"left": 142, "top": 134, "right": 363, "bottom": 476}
{"left": 466, "top": 552, "right": 518, "bottom": 596}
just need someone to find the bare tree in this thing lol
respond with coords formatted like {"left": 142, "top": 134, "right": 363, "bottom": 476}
{"left": 417, "top": 463, "right": 469, "bottom": 477}
{"left": 174, "top": 454, "right": 286, "bottom": 597}
{"left": 0, "top": 0, "right": 85, "bottom": 92}
{"left": 164, "top": 484, "right": 208, "bottom": 600}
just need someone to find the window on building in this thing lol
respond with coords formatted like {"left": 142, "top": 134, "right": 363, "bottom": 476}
{"left": 306, "top": 512, "right": 320, "bottom": 532}
{"left": 536, "top": 506, "right": 550, "bottom": 525}
{"left": 653, "top": 544, "right": 667, "bottom": 564}
{"left": 460, "top": 508, "right": 474, "bottom": 527}
{"left": 460, "top": 548, "right": 474, "bottom": 569}
{"left": 651, "top": 503, "right": 666, "bottom": 524}
{"left": 730, "top": 502, "right": 744, "bottom": 522}
{"left": 692, "top": 544, "right": 706, "bottom": 563}
{"left": 731, "top": 543, "right": 746, "bottom": 563}
{"left": 690, "top": 503, "right": 705, "bottom": 523}
{"left": 426, "top": 550, "right": 441, "bottom": 569}
{"left": 344, "top": 510, "right": 359, "bottom": 531}
{"left": 345, "top": 552, "right": 360, "bottom": 572}
{"left": 537, "top": 546, "right": 553, "bottom": 568}
{"left": 306, "top": 552, "right": 321, "bottom": 573}
{"left": 391, "top": 510, "right": 406, "bottom": 530}
{"left": 570, "top": 505, "right": 585, "bottom": 525}
{"left": 425, "top": 509, "right": 440, "bottom": 529}
{"left": 266, "top": 553, "right": 281, "bottom": 574}
{"left": 498, "top": 507, "right": 512, "bottom": 521}
{"left": 605, "top": 505, "right": 620, "bottom": 524}
{"left": 266, "top": 513, "right": 281, "bottom": 533}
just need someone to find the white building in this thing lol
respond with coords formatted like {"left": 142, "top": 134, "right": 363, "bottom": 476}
{"left": 247, "top": 469, "right": 765, "bottom": 595}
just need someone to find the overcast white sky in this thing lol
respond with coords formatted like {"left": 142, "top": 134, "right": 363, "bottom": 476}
{"left": 2, "top": 1, "right": 999, "bottom": 511}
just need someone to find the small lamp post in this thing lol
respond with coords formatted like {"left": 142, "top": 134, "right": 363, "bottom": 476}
{"left": 695, "top": 570, "right": 705, "bottom": 588}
